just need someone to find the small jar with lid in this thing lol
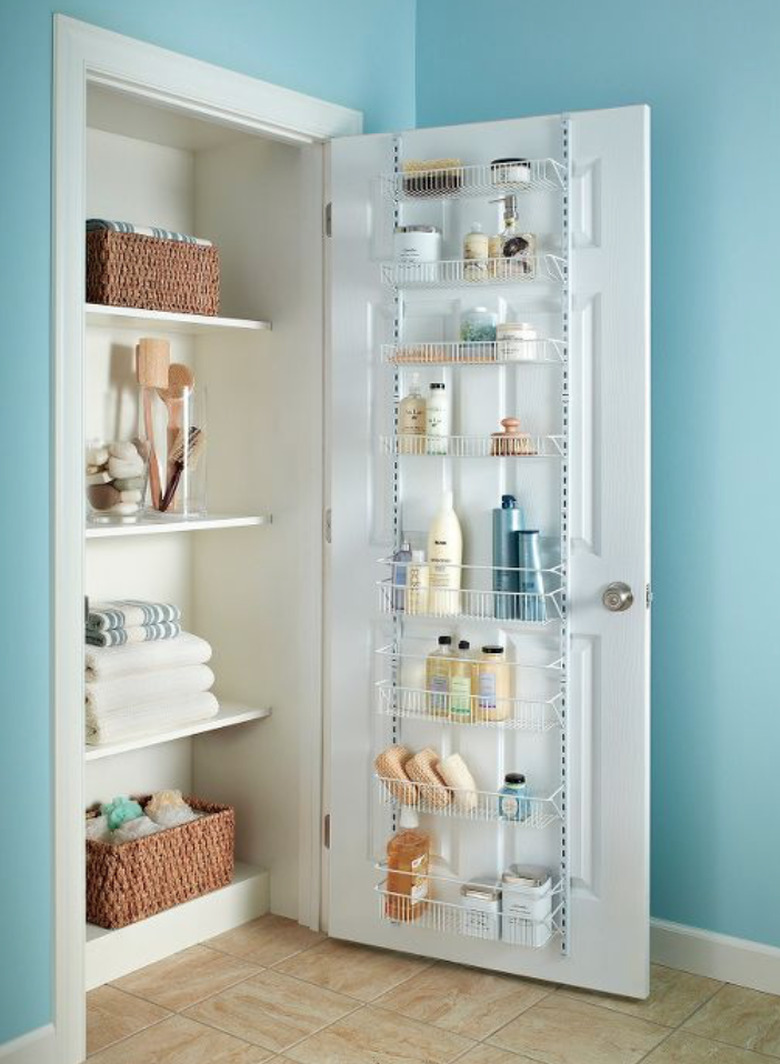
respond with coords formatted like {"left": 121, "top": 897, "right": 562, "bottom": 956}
{"left": 499, "top": 772, "right": 530, "bottom": 822}
{"left": 394, "top": 225, "right": 442, "bottom": 264}
{"left": 490, "top": 157, "right": 531, "bottom": 187}
{"left": 460, "top": 879, "right": 501, "bottom": 939}
{"left": 501, "top": 864, "right": 552, "bottom": 946}
{"left": 460, "top": 307, "right": 497, "bottom": 350}
{"left": 497, "top": 322, "right": 538, "bottom": 362}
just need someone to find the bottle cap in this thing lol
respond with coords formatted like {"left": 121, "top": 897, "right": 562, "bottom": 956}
{"left": 504, "top": 772, "right": 526, "bottom": 785}
{"left": 411, "top": 549, "right": 425, "bottom": 563}
{"left": 501, "top": 494, "right": 518, "bottom": 509}
{"left": 430, "top": 382, "right": 446, "bottom": 390}
{"left": 482, "top": 645, "right": 504, "bottom": 654}
{"left": 399, "top": 806, "right": 420, "bottom": 829}
{"left": 438, "top": 635, "right": 453, "bottom": 645}
{"left": 458, "top": 639, "right": 470, "bottom": 650}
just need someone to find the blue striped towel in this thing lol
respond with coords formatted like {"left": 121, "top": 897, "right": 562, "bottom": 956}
{"left": 86, "top": 622, "right": 182, "bottom": 648}
{"left": 87, "top": 600, "right": 181, "bottom": 632}
{"left": 86, "top": 219, "right": 212, "bottom": 247}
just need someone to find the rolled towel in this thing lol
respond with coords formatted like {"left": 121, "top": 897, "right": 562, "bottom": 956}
{"left": 86, "top": 622, "right": 182, "bottom": 648}
{"left": 87, "top": 218, "right": 213, "bottom": 247}
{"left": 86, "top": 691, "right": 219, "bottom": 745}
{"left": 87, "top": 600, "right": 181, "bottom": 632}
{"left": 85, "top": 631, "right": 212, "bottom": 682}
{"left": 437, "top": 753, "right": 478, "bottom": 813}
{"left": 374, "top": 744, "right": 417, "bottom": 805}
{"left": 405, "top": 748, "right": 451, "bottom": 809}
{"left": 86, "top": 664, "right": 214, "bottom": 715}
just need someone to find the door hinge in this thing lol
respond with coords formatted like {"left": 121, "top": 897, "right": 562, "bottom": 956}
{"left": 323, "top": 813, "right": 331, "bottom": 849}
{"left": 324, "top": 201, "right": 332, "bottom": 237}
{"left": 646, "top": 583, "right": 653, "bottom": 608}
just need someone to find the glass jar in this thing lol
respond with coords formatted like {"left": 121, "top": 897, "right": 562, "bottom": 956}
{"left": 86, "top": 438, "right": 149, "bottom": 525}
{"left": 156, "top": 386, "right": 208, "bottom": 517}
{"left": 499, "top": 772, "right": 530, "bottom": 822}
{"left": 459, "top": 307, "right": 497, "bottom": 347}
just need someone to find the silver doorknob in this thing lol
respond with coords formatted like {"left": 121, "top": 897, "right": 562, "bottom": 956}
{"left": 602, "top": 582, "right": 634, "bottom": 612}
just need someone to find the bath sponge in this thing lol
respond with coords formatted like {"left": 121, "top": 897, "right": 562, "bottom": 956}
{"left": 101, "top": 796, "right": 143, "bottom": 832}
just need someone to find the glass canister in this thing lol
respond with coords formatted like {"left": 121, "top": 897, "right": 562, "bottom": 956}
{"left": 156, "top": 386, "right": 208, "bottom": 517}
{"left": 86, "top": 438, "right": 149, "bottom": 525}
{"left": 459, "top": 307, "right": 497, "bottom": 345}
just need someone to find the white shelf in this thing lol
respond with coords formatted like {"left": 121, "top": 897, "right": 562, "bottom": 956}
{"left": 86, "top": 861, "right": 269, "bottom": 989}
{"left": 382, "top": 339, "right": 566, "bottom": 366}
{"left": 382, "top": 255, "right": 566, "bottom": 290}
{"left": 86, "top": 513, "right": 271, "bottom": 538}
{"left": 85, "top": 302, "right": 272, "bottom": 335}
{"left": 381, "top": 434, "right": 564, "bottom": 459}
{"left": 381, "top": 158, "right": 566, "bottom": 201}
{"left": 375, "top": 774, "right": 563, "bottom": 828}
{"left": 84, "top": 701, "right": 272, "bottom": 761}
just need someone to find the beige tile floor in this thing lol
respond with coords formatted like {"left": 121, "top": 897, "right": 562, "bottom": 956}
{"left": 87, "top": 915, "right": 780, "bottom": 1063}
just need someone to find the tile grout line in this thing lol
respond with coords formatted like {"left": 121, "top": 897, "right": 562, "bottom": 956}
{"left": 86, "top": 1013, "right": 172, "bottom": 1060}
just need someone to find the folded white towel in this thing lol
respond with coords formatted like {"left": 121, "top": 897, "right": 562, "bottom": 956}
{"left": 85, "top": 632, "right": 212, "bottom": 682}
{"left": 86, "top": 664, "right": 214, "bottom": 715}
{"left": 86, "top": 691, "right": 219, "bottom": 745}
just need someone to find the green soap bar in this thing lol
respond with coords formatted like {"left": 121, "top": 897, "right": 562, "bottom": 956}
{"left": 113, "top": 476, "right": 145, "bottom": 491}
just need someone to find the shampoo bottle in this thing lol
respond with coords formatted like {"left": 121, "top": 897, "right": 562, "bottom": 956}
{"left": 386, "top": 806, "right": 430, "bottom": 922}
{"left": 493, "top": 494, "right": 524, "bottom": 619}
{"left": 427, "top": 491, "right": 463, "bottom": 615}
{"left": 450, "top": 639, "right": 474, "bottom": 723}
{"left": 426, "top": 635, "right": 453, "bottom": 716}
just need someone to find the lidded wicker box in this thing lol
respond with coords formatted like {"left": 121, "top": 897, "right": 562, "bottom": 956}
{"left": 86, "top": 796, "right": 235, "bottom": 929}
{"left": 86, "top": 230, "right": 220, "bottom": 316}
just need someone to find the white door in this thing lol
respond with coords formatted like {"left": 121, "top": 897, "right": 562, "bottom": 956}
{"left": 325, "top": 105, "right": 650, "bottom": 996}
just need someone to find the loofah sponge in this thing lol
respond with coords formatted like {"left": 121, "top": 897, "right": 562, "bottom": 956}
{"left": 145, "top": 789, "right": 198, "bottom": 829}
{"left": 101, "top": 796, "right": 144, "bottom": 832}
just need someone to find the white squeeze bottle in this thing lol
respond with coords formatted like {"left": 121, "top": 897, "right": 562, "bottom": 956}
{"left": 427, "top": 490, "right": 463, "bottom": 615}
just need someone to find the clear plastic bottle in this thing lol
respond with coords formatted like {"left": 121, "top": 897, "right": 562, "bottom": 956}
{"left": 426, "top": 635, "right": 453, "bottom": 717}
{"left": 450, "top": 639, "right": 474, "bottom": 723}
{"left": 406, "top": 550, "right": 429, "bottom": 615}
{"left": 463, "top": 221, "right": 489, "bottom": 281}
{"left": 426, "top": 382, "right": 450, "bottom": 455}
{"left": 398, "top": 373, "right": 426, "bottom": 454}
{"left": 476, "top": 645, "right": 510, "bottom": 723}
{"left": 386, "top": 807, "right": 430, "bottom": 922}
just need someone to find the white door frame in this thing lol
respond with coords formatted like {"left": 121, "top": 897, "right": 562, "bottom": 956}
{"left": 51, "top": 17, "right": 360, "bottom": 1064}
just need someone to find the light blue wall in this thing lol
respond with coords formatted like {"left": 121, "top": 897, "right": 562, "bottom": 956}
{"left": 417, "top": 0, "right": 780, "bottom": 946}
{"left": 0, "top": 0, "right": 415, "bottom": 1046}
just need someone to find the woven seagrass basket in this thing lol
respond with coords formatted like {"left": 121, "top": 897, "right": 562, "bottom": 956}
{"left": 86, "top": 796, "right": 234, "bottom": 929}
{"left": 86, "top": 230, "right": 220, "bottom": 316}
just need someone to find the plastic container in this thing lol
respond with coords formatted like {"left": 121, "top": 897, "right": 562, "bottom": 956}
{"left": 394, "top": 225, "right": 441, "bottom": 264}
{"left": 499, "top": 772, "right": 530, "bottom": 822}
{"left": 385, "top": 807, "right": 430, "bottom": 922}
{"left": 501, "top": 864, "right": 552, "bottom": 947}
{"left": 497, "top": 322, "right": 538, "bottom": 362}
{"left": 493, "top": 494, "right": 524, "bottom": 619}
{"left": 490, "top": 157, "right": 531, "bottom": 186}
{"left": 461, "top": 880, "right": 501, "bottom": 939}
{"left": 460, "top": 307, "right": 497, "bottom": 344}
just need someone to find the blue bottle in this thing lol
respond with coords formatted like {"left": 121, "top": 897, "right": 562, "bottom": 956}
{"left": 492, "top": 495, "right": 524, "bottom": 619}
{"left": 516, "top": 530, "right": 546, "bottom": 623}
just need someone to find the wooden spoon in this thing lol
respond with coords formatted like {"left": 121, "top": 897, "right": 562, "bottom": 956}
{"left": 136, "top": 338, "right": 170, "bottom": 509}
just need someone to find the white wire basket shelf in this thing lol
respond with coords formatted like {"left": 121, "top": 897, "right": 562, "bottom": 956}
{"left": 375, "top": 866, "right": 563, "bottom": 949}
{"left": 378, "top": 579, "right": 562, "bottom": 624}
{"left": 381, "top": 159, "right": 566, "bottom": 201}
{"left": 380, "top": 433, "right": 564, "bottom": 459}
{"left": 382, "top": 339, "right": 566, "bottom": 366}
{"left": 382, "top": 255, "right": 567, "bottom": 290}
{"left": 375, "top": 774, "right": 563, "bottom": 828}
{"left": 376, "top": 681, "right": 563, "bottom": 732}
{"left": 375, "top": 644, "right": 565, "bottom": 676}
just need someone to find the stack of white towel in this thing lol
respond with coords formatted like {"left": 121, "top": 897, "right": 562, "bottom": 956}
{"left": 85, "top": 608, "right": 218, "bottom": 745}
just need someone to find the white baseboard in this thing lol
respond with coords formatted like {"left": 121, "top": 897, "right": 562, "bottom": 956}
{"left": 0, "top": 1024, "right": 56, "bottom": 1064}
{"left": 652, "top": 918, "right": 780, "bottom": 994}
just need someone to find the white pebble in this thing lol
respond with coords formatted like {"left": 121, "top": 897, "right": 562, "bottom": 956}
{"left": 108, "top": 441, "right": 140, "bottom": 460}
{"left": 108, "top": 456, "right": 145, "bottom": 480}
{"left": 108, "top": 502, "right": 139, "bottom": 516}
{"left": 86, "top": 446, "right": 109, "bottom": 467}
{"left": 86, "top": 471, "right": 112, "bottom": 486}
{"left": 119, "top": 490, "right": 142, "bottom": 503}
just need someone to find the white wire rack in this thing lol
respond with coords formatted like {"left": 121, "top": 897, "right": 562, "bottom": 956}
{"left": 378, "top": 579, "right": 562, "bottom": 625}
{"left": 382, "top": 255, "right": 567, "bottom": 290}
{"left": 375, "top": 866, "right": 563, "bottom": 948}
{"left": 375, "top": 681, "right": 563, "bottom": 732}
{"left": 375, "top": 644, "right": 565, "bottom": 675}
{"left": 382, "top": 339, "right": 566, "bottom": 366}
{"left": 375, "top": 774, "right": 563, "bottom": 828}
{"left": 381, "top": 159, "right": 566, "bottom": 201}
{"left": 380, "top": 433, "right": 564, "bottom": 459}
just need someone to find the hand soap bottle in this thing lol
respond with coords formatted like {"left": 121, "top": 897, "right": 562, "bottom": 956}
{"left": 386, "top": 807, "right": 430, "bottom": 922}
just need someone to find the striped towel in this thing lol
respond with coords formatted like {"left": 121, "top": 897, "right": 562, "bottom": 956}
{"left": 86, "top": 622, "right": 181, "bottom": 648}
{"left": 86, "top": 219, "right": 212, "bottom": 247}
{"left": 87, "top": 600, "right": 181, "bottom": 632}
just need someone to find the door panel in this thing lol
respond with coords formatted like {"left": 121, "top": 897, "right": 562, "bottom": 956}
{"left": 326, "top": 106, "right": 650, "bottom": 994}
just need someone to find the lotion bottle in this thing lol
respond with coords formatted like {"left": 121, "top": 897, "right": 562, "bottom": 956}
{"left": 399, "top": 373, "right": 426, "bottom": 454}
{"left": 427, "top": 490, "right": 463, "bottom": 615}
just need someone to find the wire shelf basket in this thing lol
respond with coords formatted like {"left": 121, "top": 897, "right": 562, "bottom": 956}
{"left": 375, "top": 867, "right": 563, "bottom": 949}
{"left": 377, "top": 579, "right": 562, "bottom": 625}
{"left": 381, "top": 255, "right": 567, "bottom": 290}
{"left": 374, "top": 774, "right": 563, "bottom": 828}
{"left": 376, "top": 681, "right": 563, "bottom": 732}
{"left": 381, "top": 159, "right": 566, "bottom": 201}
{"left": 380, "top": 433, "right": 564, "bottom": 459}
{"left": 382, "top": 339, "right": 566, "bottom": 366}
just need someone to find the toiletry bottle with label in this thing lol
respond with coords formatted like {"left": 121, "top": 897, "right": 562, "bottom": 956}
{"left": 426, "top": 382, "right": 450, "bottom": 455}
{"left": 426, "top": 635, "right": 453, "bottom": 716}
{"left": 499, "top": 772, "right": 530, "bottom": 822}
{"left": 406, "top": 550, "right": 429, "bottom": 615}
{"left": 517, "top": 529, "right": 546, "bottom": 622}
{"left": 493, "top": 494, "right": 524, "bottom": 619}
{"left": 386, "top": 807, "right": 430, "bottom": 922}
{"left": 463, "top": 221, "right": 489, "bottom": 281}
{"left": 399, "top": 373, "right": 426, "bottom": 454}
{"left": 450, "top": 639, "right": 474, "bottom": 723}
{"left": 476, "top": 644, "right": 510, "bottom": 722}
{"left": 391, "top": 540, "right": 413, "bottom": 612}
{"left": 427, "top": 490, "right": 463, "bottom": 615}
{"left": 492, "top": 195, "right": 536, "bottom": 280}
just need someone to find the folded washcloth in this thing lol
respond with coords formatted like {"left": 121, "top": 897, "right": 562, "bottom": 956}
{"left": 86, "top": 621, "right": 182, "bottom": 647}
{"left": 86, "top": 691, "right": 219, "bottom": 745}
{"left": 85, "top": 664, "right": 214, "bottom": 715}
{"left": 85, "top": 631, "right": 212, "bottom": 682}
{"left": 87, "top": 219, "right": 212, "bottom": 247}
{"left": 87, "top": 600, "right": 181, "bottom": 632}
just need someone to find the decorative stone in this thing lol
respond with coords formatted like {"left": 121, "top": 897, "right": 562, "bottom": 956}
{"left": 88, "top": 483, "right": 121, "bottom": 510}
{"left": 113, "top": 475, "right": 146, "bottom": 492}
{"left": 119, "top": 490, "right": 142, "bottom": 504}
{"left": 108, "top": 456, "right": 145, "bottom": 480}
{"left": 86, "top": 470, "right": 112, "bottom": 486}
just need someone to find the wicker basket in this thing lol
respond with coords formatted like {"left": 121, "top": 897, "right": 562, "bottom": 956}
{"left": 86, "top": 796, "right": 234, "bottom": 929}
{"left": 86, "top": 230, "right": 220, "bottom": 316}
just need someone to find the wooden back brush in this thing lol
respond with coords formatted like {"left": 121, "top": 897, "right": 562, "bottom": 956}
{"left": 159, "top": 426, "right": 206, "bottom": 512}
